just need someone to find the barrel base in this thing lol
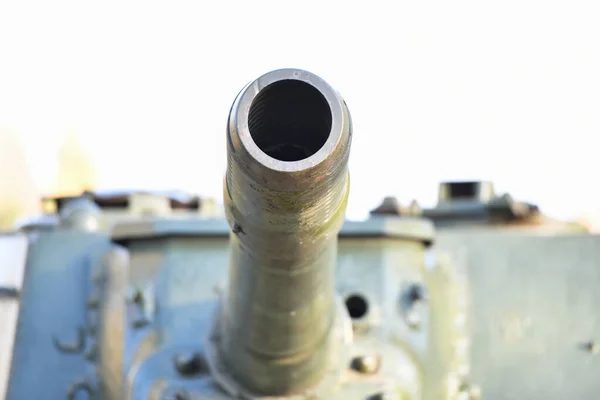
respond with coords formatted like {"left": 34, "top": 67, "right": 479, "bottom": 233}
{"left": 204, "top": 295, "right": 353, "bottom": 400}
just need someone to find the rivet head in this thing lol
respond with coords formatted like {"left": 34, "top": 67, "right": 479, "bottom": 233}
{"left": 581, "top": 340, "right": 598, "bottom": 354}
{"left": 350, "top": 354, "right": 381, "bottom": 374}
{"left": 405, "top": 309, "right": 422, "bottom": 329}
{"left": 232, "top": 222, "right": 244, "bottom": 234}
{"left": 405, "top": 283, "right": 427, "bottom": 304}
{"left": 402, "top": 283, "right": 428, "bottom": 330}
{"left": 66, "top": 380, "right": 94, "bottom": 400}
{"left": 366, "top": 391, "right": 396, "bottom": 400}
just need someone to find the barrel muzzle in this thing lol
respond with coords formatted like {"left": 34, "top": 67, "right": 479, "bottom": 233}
{"left": 209, "top": 69, "right": 353, "bottom": 398}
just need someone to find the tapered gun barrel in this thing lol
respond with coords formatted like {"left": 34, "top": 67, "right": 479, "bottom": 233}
{"left": 218, "top": 68, "right": 352, "bottom": 396}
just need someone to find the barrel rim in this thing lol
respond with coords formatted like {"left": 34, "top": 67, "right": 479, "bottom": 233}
{"left": 230, "top": 68, "right": 346, "bottom": 173}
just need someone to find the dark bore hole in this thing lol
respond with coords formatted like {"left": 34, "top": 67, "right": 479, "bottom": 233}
{"left": 448, "top": 181, "right": 478, "bottom": 200}
{"left": 345, "top": 294, "right": 368, "bottom": 319}
{"left": 247, "top": 79, "right": 332, "bottom": 162}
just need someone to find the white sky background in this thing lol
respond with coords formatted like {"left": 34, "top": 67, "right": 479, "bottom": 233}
{"left": 0, "top": 1, "right": 599, "bottom": 221}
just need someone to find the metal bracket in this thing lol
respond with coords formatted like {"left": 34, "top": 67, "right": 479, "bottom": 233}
{"left": 0, "top": 234, "right": 29, "bottom": 399}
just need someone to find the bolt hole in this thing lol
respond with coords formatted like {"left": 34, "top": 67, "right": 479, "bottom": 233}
{"left": 345, "top": 294, "right": 368, "bottom": 319}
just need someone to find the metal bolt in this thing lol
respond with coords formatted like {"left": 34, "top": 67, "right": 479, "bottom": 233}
{"left": 581, "top": 340, "right": 598, "bottom": 354}
{"left": 406, "top": 283, "right": 427, "bottom": 303}
{"left": 350, "top": 354, "right": 380, "bottom": 374}
{"left": 405, "top": 309, "right": 421, "bottom": 329}
{"left": 174, "top": 351, "right": 207, "bottom": 376}
{"left": 366, "top": 391, "right": 395, "bottom": 400}
{"left": 127, "top": 286, "right": 153, "bottom": 328}
{"left": 126, "top": 287, "right": 144, "bottom": 304}
{"left": 66, "top": 380, "right": 94, "bottom": 400}
{"left": 402, "top": 283, "right": 428, "bottom": 330}
{"left": 232, "top": 222, "right": 244, "bottom": 234}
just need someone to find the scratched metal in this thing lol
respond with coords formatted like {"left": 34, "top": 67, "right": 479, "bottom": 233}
{"left": 436, "top": 231, "right": 600, "bottom": 399}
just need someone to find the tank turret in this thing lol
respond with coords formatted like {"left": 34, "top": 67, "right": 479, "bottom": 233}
{"left": 4, "top": 69, "right": 470, "bottom": 400}
{"left": 5, "top": 68, "right": 600, "bottom": 400}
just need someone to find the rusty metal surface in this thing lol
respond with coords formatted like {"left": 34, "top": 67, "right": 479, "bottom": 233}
{"left": 217, "top": 68, "right": 353, "bottom": 396}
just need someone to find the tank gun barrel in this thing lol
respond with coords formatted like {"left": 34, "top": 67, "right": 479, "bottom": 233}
{"left": 218, "top": 69, "right": 352, "bottom": 396}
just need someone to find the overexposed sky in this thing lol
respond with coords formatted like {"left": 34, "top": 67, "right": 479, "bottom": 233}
{"left": 0, "top": 1, "right": 599, "bottom": 221}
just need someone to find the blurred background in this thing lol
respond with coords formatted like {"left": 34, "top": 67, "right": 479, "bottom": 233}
{"left": 1, "top": 1, "right": 599, "bottom": 230}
